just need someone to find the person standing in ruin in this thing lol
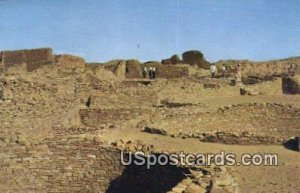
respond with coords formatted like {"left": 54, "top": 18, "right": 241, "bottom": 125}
{"left": 143, "top": 67, "right": 148, "bottom": 78}
{"left": 153, "top": 67, "right": 156, "bottom": 79}
{"left": 288, "top": 65, "right": 294, "bottom": 76}
{"left": 149, "top": 67, "right": 153, "bottom": 79}
{"left": 210, "top": 64, "right": 217, "bottom": 79}
{"left": 222, "top": 65, "right": 228, "bottom": 78}
{"left": 234, "top": 64, "right": 242, "bottom": 84}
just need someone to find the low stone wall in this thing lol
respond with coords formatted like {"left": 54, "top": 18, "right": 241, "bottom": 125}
{"left": 178, "top": 130, "right": 283, "bottom": 145}
{"left": 79, "top": 108, "right": 145, "bottom": 127}
{"left": 144, "top": 103, "right": 300, "bottom": 145}
{"left": 86, "top": 87, "right": 159, "bottom": 109}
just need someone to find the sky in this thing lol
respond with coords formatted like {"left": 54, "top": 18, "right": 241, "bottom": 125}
{"left": 0, "top": 0, "right": 299, "bottom": 63}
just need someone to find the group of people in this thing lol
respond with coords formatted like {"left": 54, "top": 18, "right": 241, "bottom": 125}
{"left": 210, "top": 63, "right": 242, "bottom": 84}
{"left": 143, "top": 67, "right": 157, "bottom": 79}
{"left": 210, "top": 64, "right": 229, "bottom": 79}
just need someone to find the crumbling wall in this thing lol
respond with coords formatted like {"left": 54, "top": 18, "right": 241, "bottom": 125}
{"left": 161, "top": 54, "right": 180, "bottom": 65}
{"left": 1, "top": 48, "right": 54, "bottom": 71}
{"left": 282, "top": 75, "right": 300, "bottom": 94}
{"left": 146, "top": 103, "right": 300, "bottom": 145}
{"left": 0, "top": 137, "right": 189, "bottom": 193}
{"left": 155, "top": 65, "right": 189, "bottom": 79}
{"left": 108, "top": 159, "right": 187, "bottom": 193}
{"left": 79, "top": 108, "right": 145, "bottom": 127}
{"left": 125, "top": 60, "right": 189, "bottom": 79}
{"left": 215, "top": 57, "right": 300, "bottom": 78}
{"left": 0, "top": 138, "right": 125, "bottom": 193}
{"left": 55, "top": 54, "right": 85, "bottom": 69}
{"left": 0, "top": 51, "right": 3, "bottom": 64}
{"left": 182, "top": 50, "right": 210, "bottom": 68}
{"left": 125, "top": 60, "right": 143, "bottom": 79}
{"left": 143, "top": 63, "right": 189, "bottom": 79}
{"left": 115, "top": 61, "right": 126, "bottom": 79}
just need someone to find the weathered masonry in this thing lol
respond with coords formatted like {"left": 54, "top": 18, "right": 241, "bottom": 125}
{"left": 0, "top": 137, "right": 187, "bottom": 193}
{"left": 0, "top": 48, "right": 54, "bottom": 71}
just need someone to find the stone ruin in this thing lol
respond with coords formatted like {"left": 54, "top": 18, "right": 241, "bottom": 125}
{"left": 282, "top": 75, "right": 300, "bottom": 94}
{"left": 214, "top": 58, "right": 300, "bottom": 80}
{"left": 0, "top": 48, "right": 54, "bottom": 71}
{"left": 0, "top": 47, "right": 299, "bottom": 193}
{"left": 161, "top": 50, "right": 211, "bottom": 69}
{"left": 0, "top": 135, "right": 238, "bottom": 193}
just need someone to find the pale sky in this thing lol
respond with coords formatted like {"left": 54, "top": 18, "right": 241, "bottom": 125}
{"left": 0, "top": 0, "right": 299, "bottom": 62}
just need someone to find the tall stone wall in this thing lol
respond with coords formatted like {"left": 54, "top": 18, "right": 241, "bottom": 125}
{"left": 182, "top": 50, "right": 210, "bottom": 68}
{"left": 1, "top": 48, "right": 54, "bottom": 71}
{"left": 125, "top": 60, "right": 143, "bottom": 79}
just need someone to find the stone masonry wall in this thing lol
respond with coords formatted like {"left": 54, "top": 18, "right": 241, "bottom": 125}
{"left": 1, "top": 48, "right": 54, "bottom": 71}
{"left": 147, "top": 64, "right": 189, "bottom": 79}
{"left": 0, "top": 136, "right": 191, "bottom": 193}
{"left": 79, "top": 108, "right": 145, "bottom": 127}
{"left": 125, "top": 60, "right": 143, "bottom": 79}
{"left": 125, "top": 62, "right": 189, "bottom": 79}
{"left": 145, "top": 103, "right": 300, "bottom": 145}
{"left": 55, "top": 54, "right": 86, "bottom": 69}
{"left": 140, "top": 63, "right": 189, "bottom": 79}
{"left": 215, "top": 57, "right": 300, "bottom": 78}
{"left": 0, "top": 137, "right": 124, "bottom": 193}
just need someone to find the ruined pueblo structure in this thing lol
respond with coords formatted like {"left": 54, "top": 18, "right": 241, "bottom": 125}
{"left": 0, "top": 47, "right": 300, "bottom": 193}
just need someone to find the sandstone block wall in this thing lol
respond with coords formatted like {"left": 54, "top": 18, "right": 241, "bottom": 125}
{"left": 215, "top": 57, "right": 300, "bottom": 78}
{"left": 178, "top": 130, "right": 284, "bottom": 145}
{"left": 125, "top": 61, "right": 189, "bottom": 79}
{"left": 156, "top": 65, "right": 189, "bottom": 78}
{"left": 0, "top": 138, "right": 124, "bottom": 193}
{"left": 79, "top": 108, "right": 145, "bottom": 127}
{"left": 125, "top": 60, "right": 143, "bottom": 79}
{"left": 146, "top": 103, "right": 300, "bottom": 145}
{"left": 55, "top": 54, "right": 85, "bottom": 69}
{"left": 0, "top": 137, "right": 190, "bottom": 193}
{"left": 143, "top": 64, "right": 189, "bottom": 79}
{"left": 1, "top": 48, "right": 54, "bottom": 71}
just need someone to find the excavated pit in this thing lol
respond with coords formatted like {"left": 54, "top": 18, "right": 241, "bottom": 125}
{"left": 106, "top": 161, "right": 189, "bottom": 193}
{"left": 0, "top": 137, "right": 188, "bottom": 193}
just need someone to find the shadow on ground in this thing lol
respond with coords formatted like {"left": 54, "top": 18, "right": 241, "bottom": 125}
{"left": 106, "top": 158, "right": 190, "bottom": 193}
{"left": 283, "top": 137, "right": 299, "bottom": 152}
